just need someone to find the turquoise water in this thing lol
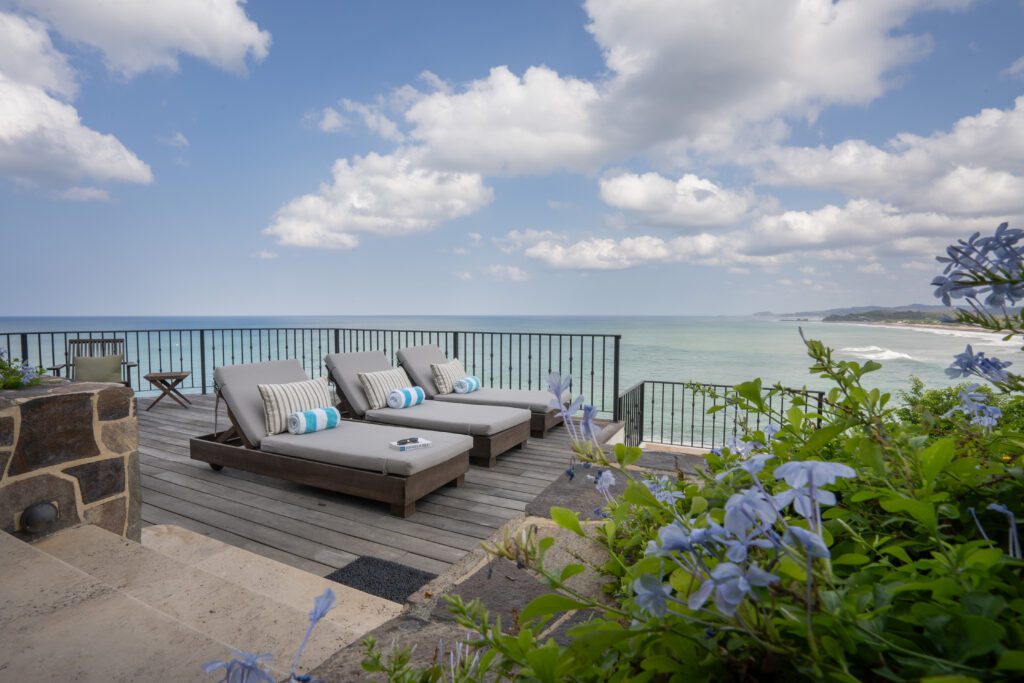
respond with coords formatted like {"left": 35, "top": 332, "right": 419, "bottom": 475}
{"left": 1, "top": 315, "right": 1018, "bottom": 397}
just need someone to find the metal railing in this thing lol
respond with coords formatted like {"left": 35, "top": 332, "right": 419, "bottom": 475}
{"left": 617, "top": 380, "right": 825, "bottom": 449}
{"left": 1, "top": 327, "right": 623, "bottom": 418}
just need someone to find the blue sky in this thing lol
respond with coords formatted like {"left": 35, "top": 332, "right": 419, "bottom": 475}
{"left": 1, "top": 0, "right": 1023, "bottom": 316}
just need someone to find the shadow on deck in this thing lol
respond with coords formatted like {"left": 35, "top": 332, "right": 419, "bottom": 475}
{"left": 138, "top": 394, "right": 575, "bottom": 577}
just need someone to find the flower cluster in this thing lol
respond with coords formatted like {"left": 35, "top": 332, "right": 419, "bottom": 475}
{"left": 932, "top": 222, "right": 1024, "bottom": 308}
{"left": 944, "top": 385, "right": 1002, "bottom": 428}
{"left": 0, "top": 347, "right": 43, "bottom": 390}
{"left": 635, "top": 445, "right": 855, "bottom": 620}
{"left": 946, "top": 345, "right": 1012, "bottom": 385}
{"left": 549, "top": 371, "right": 606, "bottom": 481}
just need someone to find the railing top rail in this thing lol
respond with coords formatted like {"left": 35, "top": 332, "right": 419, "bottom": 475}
{"left": 640, "top": 379, "right": 823, "bottom": 394}
{"left": 3, "top": 327, "right": 623, "bottom": 338}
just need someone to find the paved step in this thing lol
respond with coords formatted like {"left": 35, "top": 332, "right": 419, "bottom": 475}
{"left": 0, "top": 530, "right": 230, "bottom": 681}
{"left": 141, "top": 524, "right": 403, "bottom": 635}
{"left": 34, "top": 525, "right": 371, "bottom": 677}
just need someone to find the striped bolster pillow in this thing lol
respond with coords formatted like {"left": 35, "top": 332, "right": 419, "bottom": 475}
{"left": 387, "top": 386, "right": 425, "bottom": 409}
{"left": 453, "top": 376, "right": 481, "bottom": 394}
{"left": 287, "top": 407, "right": 341, "bottom": 435}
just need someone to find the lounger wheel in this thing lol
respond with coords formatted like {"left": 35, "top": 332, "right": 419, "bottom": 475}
{"left": 209, "top": 463, "right": 224, "bottom": 471}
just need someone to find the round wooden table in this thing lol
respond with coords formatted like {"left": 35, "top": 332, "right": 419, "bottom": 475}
{"left": 144, "top": 371, "right": 192, "bottom": 410}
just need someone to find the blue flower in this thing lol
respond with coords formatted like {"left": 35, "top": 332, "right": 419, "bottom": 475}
{"left": 724, "top": 488, "right": 778, "bottom": 537}
{"left": 774, "top": 460, "right": 856, "bottom": 489}
{"left": 687, "top": 562, "right": 778, "bottom": 617}
{"left": 774, "top": 486, "right": 836, "bottom": 520}
{"left": 715, "top": 453, "right": 775, "bottom": 481}
{"left": 290, "top": 589, "right": 336, "bottom": 680}
{"left": 548, "top": 371, "right": 572, "bottom": 408}
{"left": 690, "top": 517, "right": 728, "bottom": 549}
{"left": 633, "top": 574, "right": 673, "bottom": 617}
{"left": 987, "top": 503, "right": 1022, "bottom": 560}
{"left": 783, "top": 526, "right": 830, "bottom": 560}
{"left": 580, "top": 403, "right": 600, "bottom": 441}
{"left": 587, "top": 469, "right": 616, "bottom": 496}
{"left": 646, "top": 521, "right": 693, "bottom": 557}
{"left": 204, "top": 651, "right": 275, "bottom": 683}
{"left": 945, "top": 385, "right": 1002, "bottom": 428}
{"left": 946, "top": 345, "right": 1012, "bottom": 384}
{"left": 644, "top": 475, "right": 686, "bottom": 505}
{"left": 934, "top": 223, "right": 1024, "bottom": 307}
{"left": 564, "top": 466, "right": 575, "bottom": 481}
{"left": 763, "top": 423, "right": 781, "bottom": 440}
{"left": 723, "top": 531, "right": 773, "bottom": 563}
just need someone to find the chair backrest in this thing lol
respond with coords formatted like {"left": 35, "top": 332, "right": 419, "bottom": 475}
{"left": 395, "top": 345, "right": 448, "bottom": 398}
{"left": 67, "top": 339, "right": 125, "bottom": 380}
{"left": 214, "top": 360, "right": 310, "bottom": 447}
{"left": 324, "top": 352, "right": 391, "bottom": 418}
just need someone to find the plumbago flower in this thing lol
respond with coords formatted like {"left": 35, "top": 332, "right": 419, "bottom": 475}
{"left": 632, "top": 573, "right": 673, "bottom": 617}
{"left": 946, "top": 345, "right": 1012, "bottom": 385}
{"left": 644, "top": 475, "right": 686, "bottom": 505}
{"left": 688, "top": 562, "right": 779, "bottom": 617}
{"left": 773, "top": 461, "right": 855, "bottom": 532}
{"left": 933, "top": 223, "right": 1024, "bottom": 307}
{"left": 944, "top": 384, "right": 1002, "bottom": 428}
{"left": 987, "top": 504, "right": 1022, "bottom": 560}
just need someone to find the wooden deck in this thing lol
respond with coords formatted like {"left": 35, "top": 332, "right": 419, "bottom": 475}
{"left": 138, "top": 394, "right": 573, "bottom": 577}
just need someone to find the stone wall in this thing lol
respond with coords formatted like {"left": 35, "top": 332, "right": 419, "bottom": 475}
{"left": 0, "top": 380, "right": 140, "bottom": 541}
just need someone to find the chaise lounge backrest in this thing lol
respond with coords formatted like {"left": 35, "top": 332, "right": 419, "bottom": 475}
{"left": 395, "top": 345, "right": 449, "bottom": 399}
{"left": 324, "top": 352, "right": 392, "bottom": 418}
{"left": 214, "top": 360, "right": 309, "bottom": 447}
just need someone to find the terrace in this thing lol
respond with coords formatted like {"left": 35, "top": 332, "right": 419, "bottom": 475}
{"left": 0, "top": 323, "right": 824, "bottom": 679}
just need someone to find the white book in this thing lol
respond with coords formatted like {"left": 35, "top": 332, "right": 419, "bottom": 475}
{"left": 389, "top": 438, "right": 432, "bottom": 452}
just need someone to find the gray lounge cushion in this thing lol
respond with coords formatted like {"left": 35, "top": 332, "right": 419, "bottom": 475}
{"left": 214, "top": 360, "right": 310, "bottom": 447}
{"left": 365, "top": 400, "right": 529, "bottom": 436}
{"left": 433, "top": 388, "right": 559, "bottom": 414}
{"left": 261, "top": 422, "right": 472, "bottom": 477}
{"left": 396, "top": 345, "right": 449, "bottom": 398}
{"left": 324, "top": 351, "right": 391, "bottom": 417}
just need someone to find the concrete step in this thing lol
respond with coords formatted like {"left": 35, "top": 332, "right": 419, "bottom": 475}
{"left": 141, "top": 524, "right": 403, "bottom": 635}
{"left": 0, "top": 530, "right": 231, "bottom": 682}
{"left": 33, "top": 524, "right": 369, "bottom": 678}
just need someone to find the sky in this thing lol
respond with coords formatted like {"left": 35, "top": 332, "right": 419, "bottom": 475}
{"left": 1, "top": 0, "right": 1023, "bottom": 317}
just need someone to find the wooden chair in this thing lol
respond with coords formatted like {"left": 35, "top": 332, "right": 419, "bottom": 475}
{"left": 49, "top": 339, "right": 138, "bottom": 388}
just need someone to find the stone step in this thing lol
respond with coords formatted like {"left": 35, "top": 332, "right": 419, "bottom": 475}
{"left": 141, "top": 524, "right": 403, "bottom": 634}
{"left": 0, "top": 529, "right": 232, "bottom": 681}
{"left": 33, "top": 524, "right": 363, "bottom": 677}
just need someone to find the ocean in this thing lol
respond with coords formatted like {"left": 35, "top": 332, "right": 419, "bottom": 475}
{"left": 1, "top": 315, "right": 1017, "bottom": 398}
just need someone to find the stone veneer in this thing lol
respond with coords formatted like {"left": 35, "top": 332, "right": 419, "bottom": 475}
{"left": 0, "top": 380, "right": 140, "bottom": 541}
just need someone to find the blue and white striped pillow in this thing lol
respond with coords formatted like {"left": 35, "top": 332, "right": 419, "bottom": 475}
{"left": 453, "top": 376, "right": 481, "bottom": 394}
{"left": 287, "top": 407, "right": 341, "bottom": 434}
{"left": 387, "top": 386, "right": 425, "bottom": 409}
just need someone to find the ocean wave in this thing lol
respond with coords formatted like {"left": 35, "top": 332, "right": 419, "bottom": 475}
{"left": 840, "top": 345, "right": 917, "bottom": 361}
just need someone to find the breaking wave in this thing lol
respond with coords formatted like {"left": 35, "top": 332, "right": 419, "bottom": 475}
{"left": 840, "top": 345, "right": 917, "bottom": 361}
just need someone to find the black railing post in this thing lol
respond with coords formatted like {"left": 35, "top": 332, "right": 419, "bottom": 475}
{"left": 612, "top": 335, "right": 622, "bottom": 420}
{"left": 19, "top": 333, "right": 29, "bottom": 365}
{"left": 452, "top": 333, "right": 460, "bottom": 362}
{"left": 334, "top": 328, "right": 340, "bottom": 354}
{"left": 199, "top": 330, "right": 208, "bottom": 394}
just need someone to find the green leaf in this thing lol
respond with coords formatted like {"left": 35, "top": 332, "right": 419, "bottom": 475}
{"left": 964, "top": 547, "right": 1004, "bottom": 570}
{"left": 524, "top": 644, "right": 561, "bottom": 683}
{"left": 879, "top": 544, "right": 912, "bottom": 564}
{"left": 880, "top": 496, "right": 936, "bottom": 529}
{"left": 550, "top": 506, "right": 585, "bottom": 537}
{"left": 832, "top": 553, "right": 871, "bottom": 566}
{"left": 614, "top": 443, "right": 643, "bottom": 467}
{"left": 642, "top": 654, "right": 682, "bottom": 673}
{"left": 520, "top": 593, "right": 589, "bottom": 621}
{"left": 559, "top": 563, "right": 585, "bottom": 583}
{"left": 623, "top": 480, "right": 663, "bottom": 509}
{"left": 849, "top": 489, "right": 883, "bottom": 503}
{"left": 997, "top": 650, "right": 1024, "bottom": 670}
{"left": 920, "top": 438, "right": 955, "bottom": 487}
{"left": 800, "top": 423, "right": 846, "bottom": 455}
{"left": 689, "top": 495, "right": 708, "bottom": 516}
{"left": 920, "top": 676, "right": 982, "bottom": 683}
{"left": 734, "top": 379, "right": 765, "bottom": 409}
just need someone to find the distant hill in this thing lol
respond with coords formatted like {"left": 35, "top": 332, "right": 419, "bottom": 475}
{"left": 755, "top": 304, "right": 948, "bottom": 318}
{"left": 822, "top": 309, "right": 951, "bottom": 324}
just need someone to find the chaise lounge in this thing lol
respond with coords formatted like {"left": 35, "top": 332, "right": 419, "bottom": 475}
{"left": 189, "top": 360, "right": 471, "bottom": 517}
{"left": 325, "top": 351, "right": 531, "bottom": 467}
{"left": 397, "top": 344, "right": 564, "bottom": 437}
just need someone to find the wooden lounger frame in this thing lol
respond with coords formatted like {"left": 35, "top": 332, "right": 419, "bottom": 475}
{"left": 332, "top": 381, "right": 530, "bottom": 468}
{"left": 531, "top": 411, "right": 562, "bottom": 438}
{"left": 189, "top": 406, "right": 468, "bottom": 518}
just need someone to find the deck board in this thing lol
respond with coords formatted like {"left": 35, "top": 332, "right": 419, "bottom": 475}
{"left": 138, "top": 394, "right": 574, "bottom": 577}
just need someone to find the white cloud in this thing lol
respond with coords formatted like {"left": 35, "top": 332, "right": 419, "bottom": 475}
{"left": 757, "top": 98, "right": 1024, "bottom": 215}
{"left": 405, "top": 65, "right": 607, "bottom": 175}
{"left": 586, "top": 0, "right": 969, "bottom": 151}
{"left": 0, "top": 12, "right": 76, "bottom": 98}
{"left": 525, "top": 235, "right": 674, "bottom": 270}
{"left": 1003, "top": 56, "right": 1024, "bottom": 78}
{"left": 311, "top": 107, "right": 346, "bottom": 133}
{"left": 13, "top": 0, "right": 270, "bottom": 77}
{"left": 455, "top": 271, "right": 472, "bottom": 281}
{"left": 599, "top": 172, "right": 750, "bottom": 227}
{"left": 162, "top": 131, "right": 190, "bottom": 148}
{"left": 492, "top": 229, "right": 566, "bottom": 254}
{"left": 341, "top": 99, "right": 405, "bottom": 141}
{"left": 451, "top": 246, "right": 469, "bottom": 256}
{"left": 468, "top": 232, "right": 483, "bottom": 245}
{"left": 265, "top": 150, "right": 493, "bottom": 249}
{"left": 253, "top": 249, "right": 278, "bottom": 260}
{"left": 56, "top": 186, "right": 109, "bottom": 201}
{"left": 856, "top": 262, "right": 886, "bottom": 274}
{"left": 0, "top": 73, "right": 153, "bottom": 184}
{"left": 486, "top": 264, "right": 529, "bottom": 281}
